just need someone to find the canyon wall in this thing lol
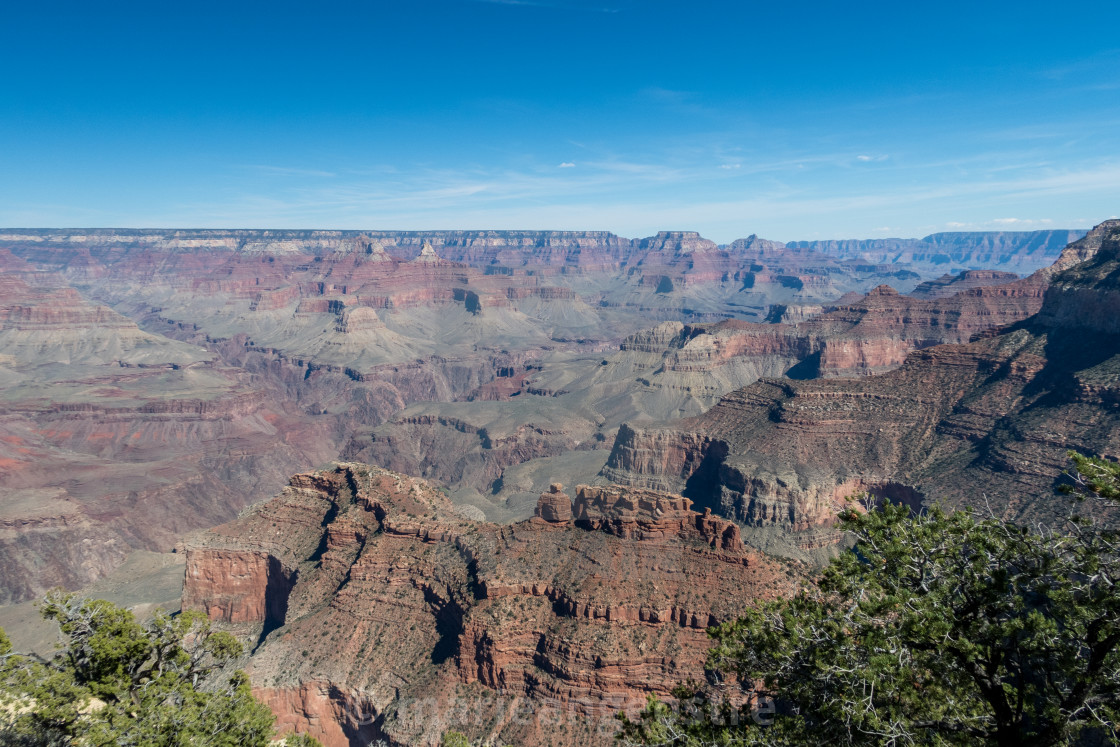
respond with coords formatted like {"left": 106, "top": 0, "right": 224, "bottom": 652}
{"left": 789, "top": 229, "right": 1088, "bottom": 274}
{"left": 183, "top": 464, "right": 801, "bottom": 746}
{"left": 603, "top": 221, "right": 1120, "bottom": 560}
{"left": 0, "top": 226, "right": 1089, "bottom": 601}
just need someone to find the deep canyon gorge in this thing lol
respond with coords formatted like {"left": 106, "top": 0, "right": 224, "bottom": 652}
{"left": 1, "top": 223, "right": 1115, "bottom": 745}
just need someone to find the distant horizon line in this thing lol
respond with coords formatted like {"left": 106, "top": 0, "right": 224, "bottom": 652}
{"left": 0, "top": 225, "right": 1094, "bottom": 246}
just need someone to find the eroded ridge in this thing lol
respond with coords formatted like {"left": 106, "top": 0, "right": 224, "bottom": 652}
{"left": 184, "top": 463, "right": 801, "bottom": 746}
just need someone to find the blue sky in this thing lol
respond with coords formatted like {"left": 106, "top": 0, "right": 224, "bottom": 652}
{"left": 2, "top": 0, "right": 1119, "bottom": 242}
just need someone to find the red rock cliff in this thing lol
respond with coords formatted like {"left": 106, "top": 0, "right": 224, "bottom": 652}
{"left": 183, "top": 463, "right": 801, "bottom": 746}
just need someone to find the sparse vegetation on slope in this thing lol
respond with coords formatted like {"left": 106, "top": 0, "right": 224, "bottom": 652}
{"left": 618, "top": 454, "right": 1120, "bottom": 746}
{"left": 0, "top": 593, "right": 321, "bottom": 746}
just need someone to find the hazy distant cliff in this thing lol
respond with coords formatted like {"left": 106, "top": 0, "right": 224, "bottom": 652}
{"left": 1, "top": 227, "right": 1086, "bottom": 271}
{"left": 788, "top": 229, "right": 1088, "bottom": 273}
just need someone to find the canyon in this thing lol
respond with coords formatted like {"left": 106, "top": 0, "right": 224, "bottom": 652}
{"left": 177, "top": 223, "right": 1118, "bottom": 746}
{"left": 604, "top": 221, "right": 1120, "bottom": 560}
{"left": 0, "top": 227, "right": 1087, "bottom": 603}
{"left": 2, "top": 222, "right": 1116, "bottom": 745}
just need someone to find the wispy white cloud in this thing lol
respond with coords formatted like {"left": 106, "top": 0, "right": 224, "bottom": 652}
{"left": 136, "top": 158, "right": 1116, "bottom": 242}
{"left": 1039, "top": 49, "right": 1120, "bottom": 82}
{"left": 243, "top": 165, "right": 337, "bottom": 178}
{"left": 26, "top": 141, "right": 1114, "bottom": 242}
{"left": 991, "top": 217, "right": 1054, "bottom": 226}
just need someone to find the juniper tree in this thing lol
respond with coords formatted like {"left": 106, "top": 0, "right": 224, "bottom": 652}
{"left": 618, "top": 453, "right": 1120, "bottom": 746}
{"left": 0, "top": 592, "right": 319, "bottom": 746}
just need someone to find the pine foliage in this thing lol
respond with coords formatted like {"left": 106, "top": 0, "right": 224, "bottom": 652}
{"left": 0, "top": 593, "right": 301, "bottom": 746}
{"left": 619, "top": 453, "right": 1120, "bottom": 746}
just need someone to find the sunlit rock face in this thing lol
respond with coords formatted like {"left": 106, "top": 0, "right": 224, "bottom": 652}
{"left": 603, "top": 222, "right": 1120, "bottom": 562}
{"left": 0, "top": 226, "right": 1091, "bottom": 602}
{"left": 183, "top": 463, "right": 802, "bottom": 747}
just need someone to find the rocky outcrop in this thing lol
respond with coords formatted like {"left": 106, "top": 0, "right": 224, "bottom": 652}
{"left": 1035, "top": 219, "right": 1120, "bottom": 333}
{"left": 909, "top": 269, "right": 1021, "bottom": 299}
{"left": 638, "top": 230, "right": 719, "bottom": 254}
{"left": 570, "top": 484, "right": 743, "bottom": 551}
{"left": 412, "top": 240, "right": 442, "bottom": 263}
{"left": 603, "top": 221, "right": 1120, "bottom": 560}
{"left": 533, "top": 483, "right": 572, "bottom": 523}
{"left": 183, "top": 463, "right": 800, "bottom": 746}
{"left": 182, "top": 550, "right": 293, "bottom": 624}
{"left": 600, "top": 423, "right": 725, "bottom": 491}
{"left": 253, "top": 682, "right": 385, "bottom": 747}
{"left": 333, "top": 306, "right": 385, "bottom": 334}
{"left": 799, "top": 275, "right": 1054, "bottom": 376}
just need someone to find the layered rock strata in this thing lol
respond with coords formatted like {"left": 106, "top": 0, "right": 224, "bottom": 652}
{"left": 184, "top": 464, "right": 800, "bottom": 746}
{"left": 0, "top": 225, "right": 1091, "bottom": 601}
{"left": 789, "top": 229, "right": 1088, "bottom": 274}
{"left": 603, "top": 221, "right": 1120, "bottom": 560}
{"left": 909, "top": 269, "right": 1020, "bottom": 299}
{"left": 338, "top": 256, "right": 1066, "bottom": 513}
{"left": 0, "top": 252, "right": 346, "bottom": 603}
